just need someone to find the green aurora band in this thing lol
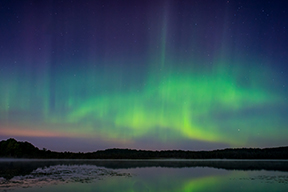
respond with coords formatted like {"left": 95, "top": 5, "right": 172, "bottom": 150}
{"left": 0, "top": 56, "right": 285, "bottom": 148}
{"left": 64, "top": 61, "right": 280, "bottom": 146}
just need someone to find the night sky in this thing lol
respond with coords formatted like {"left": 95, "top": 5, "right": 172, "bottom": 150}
{"left": 0, "top": 0, "right": 287, "bottom": 152}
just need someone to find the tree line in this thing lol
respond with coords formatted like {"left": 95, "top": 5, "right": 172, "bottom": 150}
{"left": 1, "top": 138, "right": 288, "bottom": 159}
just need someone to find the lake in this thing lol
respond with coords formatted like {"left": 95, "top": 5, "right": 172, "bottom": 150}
{"left": 0, "top": 159, "right": 288, "bottom": 192}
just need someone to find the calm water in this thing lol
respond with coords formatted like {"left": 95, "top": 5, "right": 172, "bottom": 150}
{"left": 0, "top": 159, "right": 288, "bottom": 192}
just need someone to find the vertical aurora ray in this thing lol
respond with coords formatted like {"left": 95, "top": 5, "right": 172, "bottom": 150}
{"left": 160, "top": 5, "right": 169, "bottom": 70}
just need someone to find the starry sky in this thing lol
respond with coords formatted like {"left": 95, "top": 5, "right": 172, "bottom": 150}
{"left": 0, "top": 0, "right": 287, "bottom": 152}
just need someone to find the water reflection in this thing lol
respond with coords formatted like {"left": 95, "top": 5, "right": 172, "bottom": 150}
{"left": 0, "top": 159, "right": 288, "bottom": 191}
{"left": 0, "top": 164, "right": 131, "bottom": 190}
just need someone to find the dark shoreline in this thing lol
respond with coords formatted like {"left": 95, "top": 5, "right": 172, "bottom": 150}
{"left": 1, "top": 138, "right": 288, "bottom": 160}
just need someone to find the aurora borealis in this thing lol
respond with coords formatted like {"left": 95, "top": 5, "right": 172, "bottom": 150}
{"left": 0, "top": 0, "right": 287, "bottom": 152}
